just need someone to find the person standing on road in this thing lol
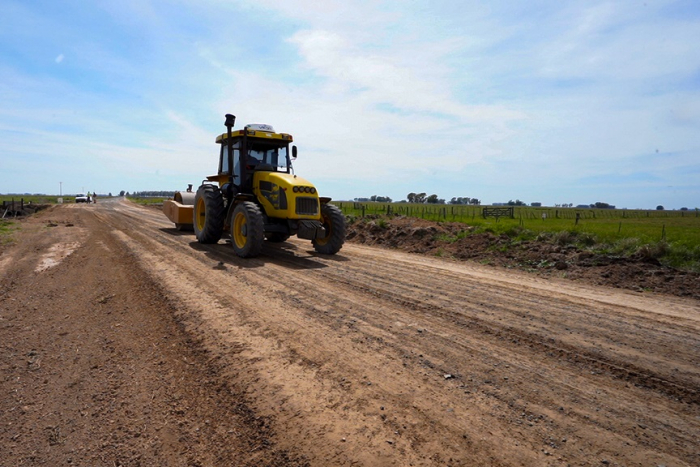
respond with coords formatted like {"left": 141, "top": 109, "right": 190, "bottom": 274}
{"left": 93, "top": 191, "right": 97, "bottom": 204}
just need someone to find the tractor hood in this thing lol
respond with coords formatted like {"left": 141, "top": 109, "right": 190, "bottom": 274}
{"left": 253, "top": 171, "right": 321, "bottom": 220}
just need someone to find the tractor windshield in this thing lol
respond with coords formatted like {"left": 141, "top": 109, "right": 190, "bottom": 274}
{"left": 247, "top": 140, "right": 290, "bottom": 172}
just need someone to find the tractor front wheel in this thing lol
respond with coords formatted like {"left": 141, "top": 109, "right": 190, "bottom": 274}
{"left": 231, "top": 202, "right": 265, "bottom": 257}
{"left": 312, "top": 204, "right": 346, "bottom": 255}
{"left": 193, "top": 184, "right": 224, "bottom": 243}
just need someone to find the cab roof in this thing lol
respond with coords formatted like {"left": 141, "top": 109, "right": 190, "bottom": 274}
{"left": 215, "top": 125, "right": 293, "bottom": 144}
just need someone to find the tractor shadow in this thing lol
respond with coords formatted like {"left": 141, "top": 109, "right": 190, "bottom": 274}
{"left": 187, "top": 239, "right": 347, "bottom": 271}
{"left": 159, "top": 227, "right": 195, "bottom": 236}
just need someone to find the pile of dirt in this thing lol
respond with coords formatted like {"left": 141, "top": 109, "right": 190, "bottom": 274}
{"left": 345, "top": 215, "right": 700, "bottom": 300}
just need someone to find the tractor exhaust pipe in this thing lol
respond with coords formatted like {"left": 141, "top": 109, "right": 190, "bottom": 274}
{"left": 225, "top": 114, "right": 236, "bottom": 186}
{"left": 225, "top": 114, "right": 236, "bottom": 130}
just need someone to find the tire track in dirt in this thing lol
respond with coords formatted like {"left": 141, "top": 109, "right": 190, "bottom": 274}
{"left": 263, "top": 242, "right": 700, "bottom": 463}
{"left": 94, "top": 199, "right": 700, "bottom": 466}
{"left": 295, "top": 250, "right": 700, "bottom": 401}
{"left": 0, "top": 203, "right": 309, "bottom": 466}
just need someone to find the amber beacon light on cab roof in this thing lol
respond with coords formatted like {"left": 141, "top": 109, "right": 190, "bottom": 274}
{"left": 163, "top": 113, "right": 346, "bottom": 258}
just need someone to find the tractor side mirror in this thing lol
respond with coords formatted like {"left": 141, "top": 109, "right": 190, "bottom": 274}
{"left": 292, "top": 145, "right": 297, "bottom": 160}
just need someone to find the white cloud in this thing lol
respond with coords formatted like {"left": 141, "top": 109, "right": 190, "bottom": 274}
{"left": 0, "top": 0, "right": 698, "bottom": 208}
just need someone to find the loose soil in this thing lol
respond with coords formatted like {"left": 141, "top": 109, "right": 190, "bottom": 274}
{"left": 345, "top": 216, "right": 700, "bottom": 300}
{"left": 1, "top": 199, "right": 698, "bottom": 466}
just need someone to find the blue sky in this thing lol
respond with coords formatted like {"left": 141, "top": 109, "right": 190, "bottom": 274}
{"left": 1, "top": 0, "right": 698, "bottom": 209}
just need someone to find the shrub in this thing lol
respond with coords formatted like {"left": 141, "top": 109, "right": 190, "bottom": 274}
{"left": 576, "top": 232, "right": 597, "bottom": 247}
{"left": 637, "top": 241, "right": 670, "bottom": 260}
{"left": 553, "top": 230, "right": 574, "bottom": 246}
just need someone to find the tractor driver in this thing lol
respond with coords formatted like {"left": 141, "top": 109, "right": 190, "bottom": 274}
{"left": 231, "top": 151, "right": 262, "bottom": 191}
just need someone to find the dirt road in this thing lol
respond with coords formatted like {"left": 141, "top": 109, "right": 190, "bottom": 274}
{"left": 1, "top": 198, "right": 698, "bottom": 466}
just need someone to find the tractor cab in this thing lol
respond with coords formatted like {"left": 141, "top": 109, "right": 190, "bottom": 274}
{"left": 212, "top": 123, "right": 295, "bottom": 196}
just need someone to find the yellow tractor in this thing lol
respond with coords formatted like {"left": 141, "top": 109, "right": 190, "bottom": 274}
{"left": 164, "top": 114, "right": 345, "bottom": 258}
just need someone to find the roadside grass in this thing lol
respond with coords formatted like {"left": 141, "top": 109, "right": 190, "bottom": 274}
{"left": 460, "top": 222, "right": 698, "bottom": 272}
{"left": 0, "top": 219, "right": 18, "bottom": 246}
{"left": 128, "top": 196, "right": 167, "bottom": 206}
{"left": 1, "top": 194, "right": 61, "bottom": 204}
{"left": 337, "top": 202, "right": 700, "bottom": 272}
{"left": 1, "top": 194, "right": 119, "bottom": 204}
{"left": 0, "top": 194, "right": 110, "bottom": 204}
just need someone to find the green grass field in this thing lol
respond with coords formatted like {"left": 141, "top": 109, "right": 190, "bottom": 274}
{"left": 127, "top": 196, "right": 168, "bottom": 206}
{"left": 0, "top": 194, "right": 166, "bottom": 206}
{"left": 0, "top": 194, "right": 65, "bottom": 204}
{"left": 336, "top": 202, "right": 700, "bottom": 272}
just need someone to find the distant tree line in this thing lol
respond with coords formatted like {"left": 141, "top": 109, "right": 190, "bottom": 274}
{"left": 351, "top": 195, "right": 629, "bottom": 209}
{"left": 449, "top": 197, "right": 481, "bottom": 205}
{"left": 354, "top": 195, "right": 393, "bottom": 203}
{"left": 405, "top": 193, "right": 481, "bottom": 205}
{"left": 355, "top": 193, "right": 482, "bottom": 205}
{"left": 590, "top": 202, "right": 616, "bottom": 209}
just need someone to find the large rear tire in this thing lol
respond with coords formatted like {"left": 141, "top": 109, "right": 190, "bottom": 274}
{"left": 231, "top": 202, "right": 265, "bottom": 258}
{"left": 193, "top": 185, "right": 225, "bottom": 244}
{"left": 312, "top": 204, "right": 345, "bottom": 255}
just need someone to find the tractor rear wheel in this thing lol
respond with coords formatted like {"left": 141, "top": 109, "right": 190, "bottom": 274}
{"left": 231, "top": 202, "right": 265, "bottom": 257}
{"left": 193, "top": 184, "right": 224, "bottom": 244}
{"left": 312, "top": 204, "right": 346, "bottom": 254}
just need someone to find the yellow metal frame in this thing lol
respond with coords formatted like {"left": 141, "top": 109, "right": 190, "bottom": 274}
{"left": 215, "top": 130, "right": 293, "bottom": 144}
